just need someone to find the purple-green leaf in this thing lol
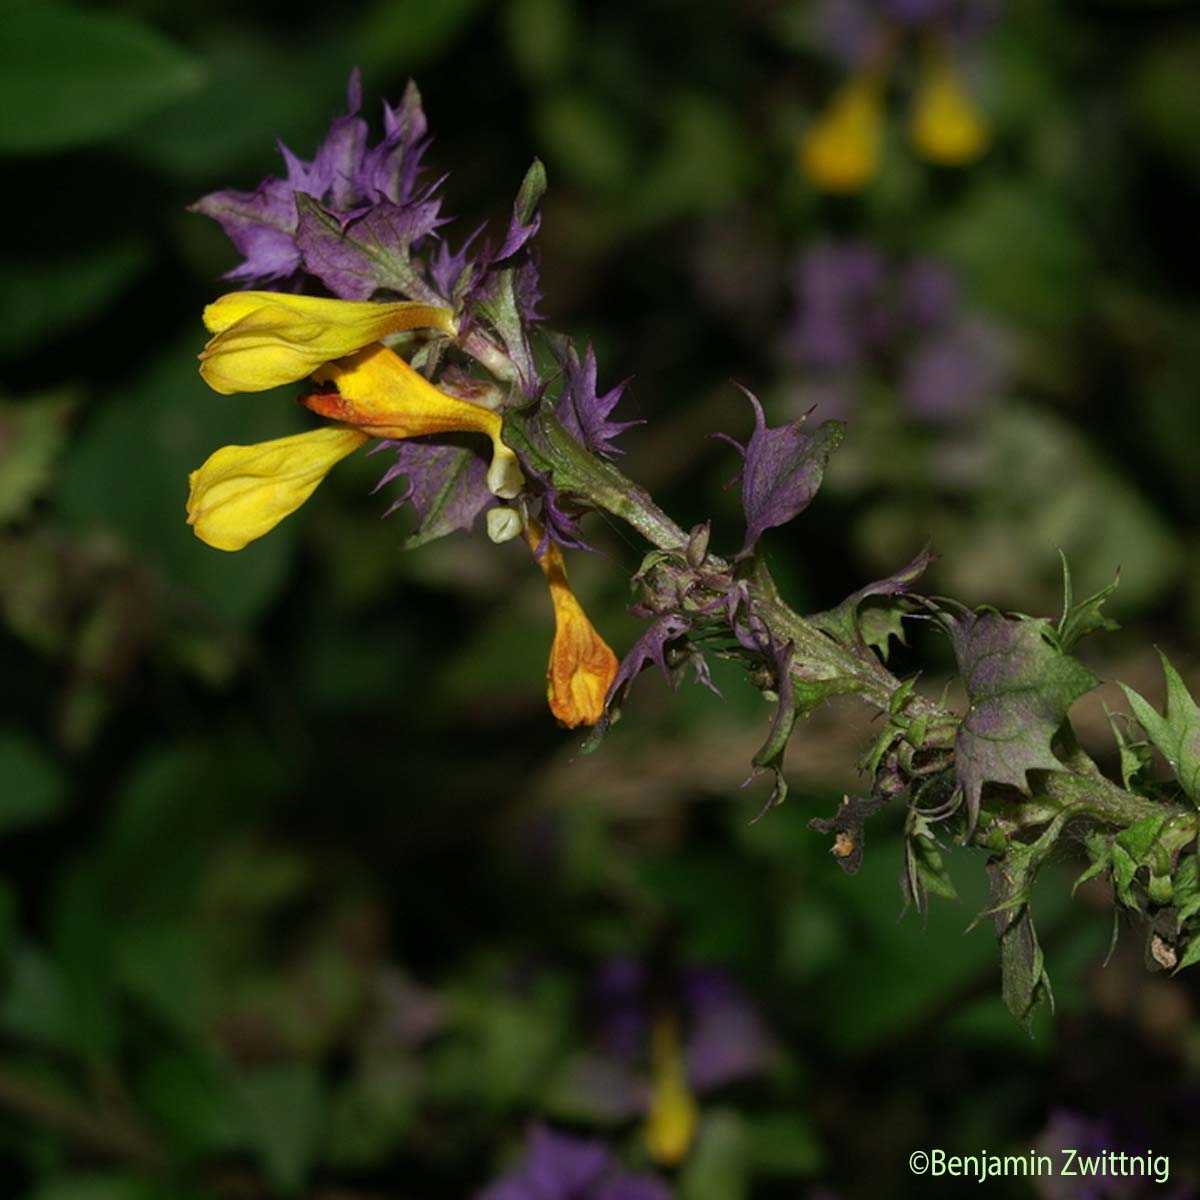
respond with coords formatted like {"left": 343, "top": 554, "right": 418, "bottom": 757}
{"left": 809, "top": 547, "right": 933, "bottom": 655}
{"left": 942, "top": 608, "right": 1098, "bottom": 828}
{"left": 371, "top": 439, "right": 494, "bottom": 549}
{"left": 718, "top": 391, "right": 844, "bottom": 559}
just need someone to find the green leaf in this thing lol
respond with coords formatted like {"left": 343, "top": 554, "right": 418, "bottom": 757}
{"left": 0, "top": 947, "right": 73, "bottom": 1049}
{"left": 431, "top": 975, "right": 570, "bottom": 1109}
{"left": 809, "top": 549, "right": 931, "bottom": 657}
{"left": 1116, "top": 813, "right": 1168, "bottom": 864}
{"left": 1110, "top": 842, "right": 1141, "bottom": 910}
{"left": 1107, "top": 708, "right": 1152, "bottom": 790}
{"left": 0, "top": 240, "right": 150, "bottom": 358}
{"left": 1072, "top": 830, "right": 1111, "bottom": 897}
{"left": 942, "top": 607, "right": 1098, "bottom": 827}
{"left": 354, "top": 0, "right": 487, "bottom": 70}
{"left": 904, "top": 816, "right": 959, "bottom": 910}
{"left": 1056, "top": 553, "right": 1119, "bottom": 653}
{"left": 236, "top": 1064, "right": 324, "bottom": 1194}
{"left": 50, "top": 860, "right": 122, "bottom": 1059}
{"left": 137, "top": 1049, "right": 242, "bottom": 1157}
{"left": 742, "top": 1111, "right": 822, "bottom": 1176}
{"left": 122, "top": 33, "right": 349, "bottom": 180}
{"left": 981, "top": 810, "right": 1074, "bottom": 1029}
{"left": 1132, "top": 35, "right": 1200, "bottom": 184}
{"left": 859, "top": 603, "right": 910, "bottom": 661}
{"left": 515, "top": 159, "right": 549, "bottom": 224}
{"left": 1173, "top": 855, "right": 1200, "bottom": 924}
{"left": 0, "top": 2, "right": 203, "bottom": 154}
{"left": 325, "top": 1058, "right": 419, "bottom": 1168}
{"left": 679, "top": 1110, "right": 750, "bottom": 1200}
{"left": 536, "top": 92, "right": 634, "bottom": 192}
{"left": 1176, "top": 929, "right": 1200, "bottom": 973}
{"left": 505, "top": 0, "right": 575, "bottom": 83}
{"left": 0, "top": 731, "right": 65, "bottom": 834}
{"left": 24, "top": 1174, "right": 186, "bottom": 1200}
{"left": 634, "top": 94, "right": 754, "bottom": 225}
{"left": 0, "top": 391, "right": 74, "bottom": 522}
{"left": 1120, "top": 652, "right": 1200, "bottom": 805}
{"left": 929, "top": 181, "right": 1089, "bottom": 328}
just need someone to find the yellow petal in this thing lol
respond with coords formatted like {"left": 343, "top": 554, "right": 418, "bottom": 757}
{"left": 199, "top": 292, "right": 456, "bottom": 395}
{"left": 909, "top": 53, "right": 989, "bottom": 166}
{"left": 800, "top": 73, "right": 884, "bottom": 193}
{"left": 306, "top": 344, "right": 525, "bottom": 499}
{"left": 644, "top": 1017, "right": 700, "bottom": 1166}
{"left": 525, "top": 524, "right": 619, "bottom": 727}
{"left": 186, "top": 426, "right": 369, "bottom": 551}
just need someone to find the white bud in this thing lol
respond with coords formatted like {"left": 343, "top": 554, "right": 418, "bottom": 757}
{"left": 486, "top": 447, "right": 525, "bottom": 499}
{"left": 487, "top": 506, "right": 523, "bottom": 544}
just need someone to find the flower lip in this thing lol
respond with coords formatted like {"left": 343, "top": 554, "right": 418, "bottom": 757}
{"left": 198, "top": 292, "right": 456, "bottom": 395}
{"left": 186, "top": 425, "right": 370, "bottom": 551}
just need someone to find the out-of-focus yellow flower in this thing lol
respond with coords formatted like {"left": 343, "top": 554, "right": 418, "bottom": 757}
{"left": 644, "top": 1016, "right": 700, "bottom": 1166}
{"left": 524, "top": 523, "right": 618, "bottom": 728}
{"left": 304, "top": 344, "right": 524, "bottom": 499}
{"left": 800, "top": 72, "right": 885, "bottom": 193}
{"left": 186, "top": 426, "right": 369, "bottom": 551}
{"left": 909, "top": 49, "right": 989, "bottom": 166}
{"left": 199, "top": 291, "right": 456, "bottom": 394}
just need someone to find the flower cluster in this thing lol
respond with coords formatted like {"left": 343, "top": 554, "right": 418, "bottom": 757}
{"left": 187, "top": 72, "right": 630, "bottom": 728}
{"left": 184, "top": 73, "right": 850, "bottom": 740}
{"left": 184, "top": 72, "right": 1200, "bottom": 1054}
{"left": 802, "top": 0, "right": 996, "bottom": 191}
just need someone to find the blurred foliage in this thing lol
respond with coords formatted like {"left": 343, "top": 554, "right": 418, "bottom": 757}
{"left": 3, "top": 0, "right": 1200, "bottom": 1197}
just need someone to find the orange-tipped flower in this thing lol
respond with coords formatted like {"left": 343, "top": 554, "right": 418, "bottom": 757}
{"left": 305, "top": 344, "right": 524, "bottom": 499}
{"left": 525, "top": 524, "right": 618, "bottom": 728}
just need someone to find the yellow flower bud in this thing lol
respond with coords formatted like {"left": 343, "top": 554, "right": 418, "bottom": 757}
{"left": 644, "top": 1017, "right": 700, "bottom": 1166}
{"left": 525, "top": 524, "right": 619, "bottom": 728}
{"left": 800, "top": 73, "right": 884, "bottom": 193}
{"left": 186, "top": 426, "right": 369, "bottom": 551}
{"left": 909, "top": 52, "right": 989, "bottom": 166}
{"left": 199, "top": 292, "right": 456, "bottom": 395}
{"left": 306, "top": 344, "right": 525, "bottom": 499}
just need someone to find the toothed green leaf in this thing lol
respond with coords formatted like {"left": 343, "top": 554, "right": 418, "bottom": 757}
{"left": 1119, "top": 652, "right": 1200, "bottom": 805}
{"left": 1056, "top": 553, "right": 1119, "bottom": 653}
{"left": 941, "top": 607, "right": 1098, "bottom": 829}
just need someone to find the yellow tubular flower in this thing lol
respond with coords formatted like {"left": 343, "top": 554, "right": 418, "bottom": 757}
{"left": 909, "top": 48, "right": 989, "bottom": 166}
{"left": 644, "top": 1017, "right": 700, "bottom": 1166}
{"left": 524, "top": 523, "right": 619, "bottom": 728}
{"left": 199, "top": 292, "right": 456, "bottom": 395}
{"left": 186, "top": 426, "right": 369, "bottom": 551}
{"left": 305, "top": 344, "right": 525, "bottom": 499}
{"left": 800, "top": 72, "right": 885, "bottom": 193}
